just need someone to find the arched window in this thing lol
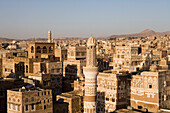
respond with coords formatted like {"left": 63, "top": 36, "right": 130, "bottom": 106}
{"left": 49, "top": 46, "right": 53, "bottom": 53}
{"left": 71, "top": 50, "right": 74, "bottom": 56}
{"left": 26, "top": 65, "right": 28, "bottom": 73}
{"left": 133, "top": 79, "right": 136, "bottom": 87}
{"left": 122, "top": 51, "right": 125, "bottom": 54}
{"left": 43, "top": 46, "right": 47, "bottom": 53}
{"left": 126, "top": 60, "right": 129, "bottom": 66}
{"left": 36, "top": 46, "right": 41, "bottom": 53}
{"left": 25, "top": 98, "right": 28, "bottom": 102}
{"left": 31, "top": 97, "right": 34, "bottom": 101}
{"left": 31, "top": 46, "right": 34, "bottom": 53}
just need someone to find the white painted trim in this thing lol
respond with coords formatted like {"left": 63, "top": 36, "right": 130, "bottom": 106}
{"left": 160, "top": 109, "right": 170, "bottom": 112}
{"left": 130, "top": 98, "right": 159, "bottom": 106}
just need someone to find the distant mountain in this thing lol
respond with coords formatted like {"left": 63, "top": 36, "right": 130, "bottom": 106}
{"left": 0, "top": 37, "right": 14, "bottom": 42}
{"left": 107, "top": 29, "right": 170, "bottom": 39}
{"left": 25, "top": 37, "right": 88, "bottom": 41}
{"left": 139, "top": 29, "right": 157, "bottom": 36}
{"left": 1, "top": 29, "right": 170, "bottom": 41}
{"left": 26, "top": 38, "right": 47, "bottom": 41}
{"left": 157, "top": 31, "right": 170, "bottom": 36}
{"left": 54, "top": 37, "right": 87, "bottom": 40}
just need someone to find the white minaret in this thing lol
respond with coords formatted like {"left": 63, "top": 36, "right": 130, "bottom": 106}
{"left": 48, "top": 30, "right": 52, "bottom": 43}
{"left": 83, "top": 36, "right": 98, "bottom": 113}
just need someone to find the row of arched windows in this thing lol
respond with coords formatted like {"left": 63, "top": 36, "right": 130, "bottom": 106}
{"left": 31, "top": 46, "right": 53, "bottom": 53}
{"left": 87, "top": 46, "right": 96, "bottom": 49}
{"left": 117, "top": 50, "right": 129, "bottom": 54}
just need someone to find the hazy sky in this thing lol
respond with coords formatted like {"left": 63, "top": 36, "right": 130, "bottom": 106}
{"left": 0, "top": 0, "right": 170, "bottom": 39}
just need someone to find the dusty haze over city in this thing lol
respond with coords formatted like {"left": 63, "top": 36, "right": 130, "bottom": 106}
{"left": 0, "top": 1, "right": 170, "bottom": 113}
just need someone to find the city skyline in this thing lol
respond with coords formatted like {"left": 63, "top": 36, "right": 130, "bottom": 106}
{"left": 0, "top": 0, "right": 170, "bottom": 39}
{"left": 0, "top": 1, "right": 170, "bottom": 113}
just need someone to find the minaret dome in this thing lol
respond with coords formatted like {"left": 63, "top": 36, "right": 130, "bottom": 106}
{"left": 87, "top": 36, "right": 96, "bottom": 46}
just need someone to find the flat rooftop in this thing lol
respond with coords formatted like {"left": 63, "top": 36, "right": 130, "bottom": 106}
{"left": 10, "top": 85, "right": 43, "bottom": 92}
{"left": 114, "top": 109, "right": 170, "bottom": 113}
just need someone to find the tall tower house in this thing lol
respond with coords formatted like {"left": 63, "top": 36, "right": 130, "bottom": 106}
{"left": 83, "top": 36, "right": 98, "bottom": 113}
{"left": 48, "top": 30, "right": 52, "bottom": 43}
